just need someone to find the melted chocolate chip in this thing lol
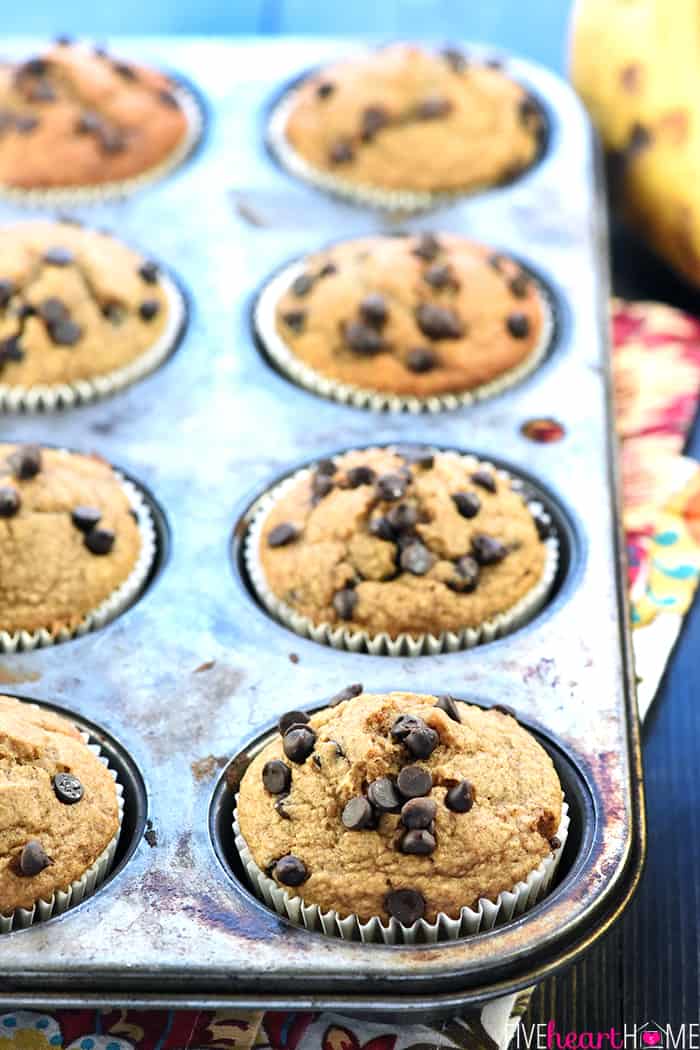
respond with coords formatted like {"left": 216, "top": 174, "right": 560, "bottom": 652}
{"left": 445, "top": 779, "right": 474, "bottom": 813}
{"left": 71, "top": 506, "right": 101, "bottom": 532}
{"left": 274, "top": 794, "right": 291, "bottom": 819}
{"left": 262, "top": 759, "right": 292, "bottom": 795}
{"left": 401, "top": 797, "right": 437, "bottom": 829}
{"left": 316, "top": 458, "right": 336, "bottom": 476}
{"left": 452, "top": 491, "right": 480, "bottom": 518}
{"left": 509, "top": 273, "right": 530, "bottom": 298}
{"left": 359, "top": 293, "right": 388, "bottom": 328}
{"left": 311, "top": 471, "right": 334, "bottom": 502}
{"left": 406, "top": 347, "right": 439, "bottom": 373}
{"left": 369, "top": 515, "right": 395, "bottom": 540}
{"left": 44, "top": 246, "right": 73, "bottom": 267}
{"left": 267, "top": 523, "right": 299, "bottom": 548}
{"left": 98, "top": 126, "right": 126, "bottom": 154}
{"left": 50, "top": 318, "right": 82, "bottom": 346}
{"left": 19, "top": 57, "right": 48, "bottom": 77}
{"left": 346, "top": 465, "right": 376, "bottom": 488}
{"left": 291, "top": 273, "right": 314, "bottom": 297}
{"left": 317, "top": 81, "right": 335, "bottom": 99}
{"left": 367, "top": 777, "right": 402, "bottom": 813}
{"left": 385, "top": 887, "right": 425, "bottom": 925}
{"left": 441, "top": 47, "right": 468, "bottom": 72}
{"left": 342, "top": 796, "right": 374, "bottom": 830}
{"left": 400, "top": 542, "right": 434, "bottom": 576}
{"left": 8, "top": 444, "right": 41, "bottom": 480}
{"left": 113, "top": 61, "right": 137, "bottom": 80}
{"left": 76, "top": 112, "right": 106, "bottom": 135}
{"left": 507, "top": 312, "right": 530, "bottom": 338}
{"left": 38, "top": 297, "right": 67, "bottom": 324}
{"left": 53, "top": 772, "right": 84, "bottom": 804}
{"left": 376, "top": 473, "right": 407, "bottom": 501}
{"left": 139, "top": 299, "right": 160, "bottom": 321}
{"left": 282, "top": 309, "right": 306, "bottom": 333}
{"left": 399, "top": 447, "right": 434, "bottom": 470}
{"left": 85, "top": 527, "right": 115, "bottom": 555}
{"left": 550, "top": 835, "right": 562, "bottom": 851}
{"left": 391, "top": 714, "right": 425, "bottom": 742}
{"left": 470, "top": 469, "right": 497, "bottom": 493}
{"left": 19, "top": 840, "right": 52, "bottom": 877}
{"left": 519, "top": 94, "right": 540, "bottom": 124}
{"left": 404, "top": 725, "right": 439, "bottom": 760}
{"left": 329, "top": 139, "right": 354, "bottom": 164}
{"left": 0, "top": 335, "right": 24, "bottom": 362}
{"left": 159, "top": 89, "right": 180, "bottom": 109}
{"left": 279, "top": 710, "right": 310, "bottom": 735}
{"left": 274, "top": 854, "right": 308, "bottom": 886}
{"left": 471, "top": 534, "right": 508, "bottom": 565}
{"left": 423, "top": 263, "right": 455, "bottom": 289}
{"left": 361, "top": 104, "right": 390, "bottom": 141}
{"left": 0, "top": 487, "right": 20, "bottom": 517}
{"left": 447, "top": 554, "right": 480, "bottom": 593}
{"left": 345, "top": 321, "right": 384, "bottom": 355}
{"left": 139, "top": 261, "right": 159, "bottom": 284}
{"left": 415, "top": 303, "right": 464, "bottom": 340}
{"left": 319, "top": 261, "right": 337, "bottom": 278}
{"left": 386, "top": 502, "right": 418, "bottom": 532}
{"left": 415, "top": 95, "right": 452, "bottom": 120}
{"left": 397, "top": 765, "right": 432, "bottom": 798}
{"left": 283, "top": 725, "right": 316, "bottom": 764}
{"left": 400, "top": 829, "right": 436, "bottom": 855}
{"left": 412, "top": 233, "right": 441, "bottom": 262}
{"left": 0, "top": 280, "right": 14, "bottom": 308}
{"left": 435, "top": 695, "right": 461, "bottom": 722}
{"left": 328, "top": 683, "right": 363, "bottom": 705}
{"left": 333, "top": 587, "right": 357, "bottom": 620}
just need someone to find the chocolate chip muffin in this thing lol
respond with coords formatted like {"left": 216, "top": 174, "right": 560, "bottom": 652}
{"left": 270, "top": 43, "right": 545, "bottom": 205}
{"left": 259, "top": 233, "right": 550, "bottom": 405}
{"left": 0, "top": 39, "right": 195, "bottom": 193}
{"left": 0, "top": 695, "right": 121, "bottom": 924}
{"left": 247, "top": 447, "right": 557, "bottom": 652}
{"left": 0, "top": 221, "right": 182, "bottom": 405}
{"left": 0, "top": 444, "right": 145, "bottom": 640}
{"left": 236, "top": 690, "right": 565, "bottom": 930}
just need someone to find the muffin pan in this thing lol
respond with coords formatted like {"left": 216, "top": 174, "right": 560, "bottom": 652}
{"left": 0, "top": 39, "right": 643, "bottom": 1016}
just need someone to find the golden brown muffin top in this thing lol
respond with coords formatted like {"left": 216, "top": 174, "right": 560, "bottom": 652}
{"left": 0, "top": 444, "right": 142, "bottom": 636}
{"left": 0, "top": 695, "right": 120, "bottom": 915}
{"left": 0, "top": 39, "right": 189, "bottom": 189}
{"left": 270, "top": 233, "right": 548, "bottom": 398}
{"left": 0, "top": 221, "right": 173, "bottom": 389}
{"left": 280, "top": 43, "right": 544, "bottom": 195}
{"left": 238, "top": 690, "right": 563, "bottom": 923}
{"left": 257, "top": 447, "right": 550, "bottom": 639}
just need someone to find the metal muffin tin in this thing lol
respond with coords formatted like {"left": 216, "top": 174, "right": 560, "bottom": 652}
{"left": 0, "top": 39, "right": 644, "bottom": 1016}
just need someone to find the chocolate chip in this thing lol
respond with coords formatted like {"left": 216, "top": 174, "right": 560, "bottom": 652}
{"left": 44, "top": 246, "right": 73, "bottom": 266}
{"left": 423, "top": 263, "right": 454, "bottom": 289}
{"left": 274, "top": 794, "right": 291, "bottom": 819}
{"left": 268, "top": 522, "right": 299, "bottom": 547}
{"left": 359, "top": 293, "right": 388, "bottom": 328}
{"left": 400, "top": 542, "right": 434, "bottom": 576}
{"left": 533, "top": 510, "right": 553, "bottom": 540}
{"left": 85, "top": 527, "right": 115, "bottom": 555}
{"left": 399, "top": 447, "right": 434, "bottom": 469}
{"left": 328, "top": 683, "right": 363, "bottom": 705}
{"left": 312, "top": 753, "right": 322, "bottom": 769}
{"left": 274, "top": 854, "right": 309, "bottom": 886}
{"left": 0, "top": 487, "right": 20, "bottom": 517}
{"left": 368, "top": 777, "right": 402, "bottom": 813}
{"left": 415, "top": 303, "right": 464, "bottom": 340}
{"left": 319, "top": 261, "right": 337, "bottom": 278}
{"left": 18, "top": 303, "right": 35, "bottom": 319}
{"left": 519, "top": 94, "right": 540, "bottom": 124}
{"left": 361, "top": 105, "right": 390, "bottom": 141}
{"left": 376, "top": 473, "right": 407, "bottom": 501}
{"left": 509, "top": 274, "right": 530, "bottom": 298}
{"left": 404, "top": 725, "right": 439, "bottom": 760}
{"left": 291, "top": 273, "right": 314, "bottom": 297}
{"left": 471, "top": 534, "right": 508, "bottom": 565}
{"left": 386, "top": 502, "right": 418, "bottom": 532}
{"left": 369, "top": 516, "right": 395, "bottom": 540}
{"left": 139, "top": 261, "right": 159, "bottom": 284}
{"left": 317, "top": 81, "right": 335, "bottom": 99}
{"left": 19, "top": 58, "right": 48, "bottom": 77}
{"left": 0, "top": 335, "right": 24, "bottom": 362}
{"left": 452, "top": 491, "right": 480, "bottom": 518}
{"left": 262, "top": 759, "right": 292, "bottom": 795}
{"left": 406, "top": 347, "right": 439, "bottom": 373}
{"left": 401, "top": 797, "right": 437, "bottom": 829}
{"left": 15, "top": 115, "right": 39, "bottom": 134}
{"left": 507, "top": 312, "right": 530, "bottom": 338}
{"left": 441, "top": 47, "right": 467, "bottom": 72}
{"left": 113, "top": 61, "right": 137, "bottom": 80}
{"left": 7, "top": 444, "right": 41, "bottom": 481}
{"left": 346, "top": 465, "right": 376, "bottom": 488}
{"left": 447, "top": 555, "right": 480, "bottom": 593}
{"left": 415, "top": 95, "right": 452, "bottom": 120}
{"left": 138, "top": 299, "right": 160, "bottom": 322}
{"left": 98, "top": 126, "right": 126, "bottom": 153}
{"left": 391, "top": 714, "right": 425, "bottom": 742}
{"left": 385, "top": 887, "right": 425, "bottom": 925}
{"left": 279, "top": 710, "right": 310, "bottom": 735}
{"left": 311, "top": 471, "right": 334, "bottom": 502}
{"left": 345, "top": 321, "right": 383, "bottom": 355}
{"left": 19, "top": 840, "right": 52, "bottom": 877}
{"left": 549, "top": 835, "right": 562, "bottom": 851}
{"left": 159, "top": 89, "right": 180, "bottom": 109}
{"left": 283, "top": 725, "right": 316, "bottom": 764}
{"left": 0, "top": 280, "right": 14, "bottom": 308}
{"left": 329, "top": 139, "right": 354, "bottom": 164}
{"left": 397, "top": 765, "right": 432, "bottom": 798}
{"left": 53, "top": 772, "right": 83, "bottom": 804}
{"left": 316, "top": 458, "right": 336, "bottom": 476}
{"left": 412, "top": 233, "right": 441, "bottom": 262}
{"left": 38, "top": 297, "right": 67, "bottom": 324}
{"left": 471, "top": 469, "right": 497, "bottom": 493}
{"left": 435, "top": 695, "right": 461, "bottom": 722}
{"left": 445, "top": 779, "right": 473, "bottom": 813}
{"left": 342, "top": 796, "right": 374, "bottom": 829}
{"left": 492, "top": 702, "right": 516, "bottom": 718}
{"left": 282, "top": 309, "right": 306, "bottom": 333}
{"left": 49, "top": 319, "right": 82, "bottom": 346}
{"left": 400, "top": 829, "right": 436, "bottom": 855}
{"left": 333, "top": 587, "right": 357, "bottom": 621}
{"left": 71, "top": 506, "right": 101, "bottom": 532}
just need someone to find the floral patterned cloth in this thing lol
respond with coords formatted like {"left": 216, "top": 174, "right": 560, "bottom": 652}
{"left": 3, "top": 300, "right": 699, "bottom": 1050}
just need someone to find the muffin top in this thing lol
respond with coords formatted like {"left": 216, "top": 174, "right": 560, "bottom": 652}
{"left": 238, "top": 690, "right": 563, "bottom": 924}
{"left": 0, "top": 695, "right": 120, "bottom": 915}
{"left": 0, "top": 39, "right": 189, "bottom": 190}
{"left": 280, "top": 44, "right": 544, "bottom": 195}
{"left": 0, "top": 221, "right": 174, "bottom": 389}
{"left": 256, "top": 447, "right": 550, "bottom": 639}
{"left": 270, "top": 233, "right": 548, "bottom": 398}
{"left": 0, "top": 444, "right": 142, "bottom": 636}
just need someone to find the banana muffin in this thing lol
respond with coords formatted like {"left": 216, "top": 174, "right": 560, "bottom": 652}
{"left": 249, "top": 446, "right": 556, "bottom": 646}
{"left": 0, "top": 443, "right": 143, "bottom": 638}
{"left": 271, "top": 43, "right": 545, "bottom": 201}
{"left": 237, "top": 690, "right": 564, "bottom": 925}
{"left": 262, "top": 233, "right": 550, "bottom": 402}
{"left": 0, "top": 221, "right": 180, "bottom": 397}
{"left": 0, "top": 695, "right": 121, "bottom": 920}
{"left": 0, "top": 39, "right": 192, "bottom": 191}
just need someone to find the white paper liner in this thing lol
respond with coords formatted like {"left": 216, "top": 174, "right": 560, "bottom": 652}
{"left": 0, "top": 726, "right": 124, "bottom": 933}
{"left": 243, "top": 450, "right": 560, "bottom": 655}
{"left": 0, "top": 80, "right": 204, "bottom": 207}
{"left": 234, "top": 795, "right": 569, "bottom": 944}
{"left": 0, "top": 469, "right": 157, "bottom": 652}
{"left": 267, "top": 81, "right": 544, "bottom": 213}
{"left": 255, "top": 257, "right": 554, "bottom": 413}
{"left": 0, "top": 272, "right": 187, "bottom": 412}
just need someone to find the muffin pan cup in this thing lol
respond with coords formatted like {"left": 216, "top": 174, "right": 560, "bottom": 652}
{"left": 0, "top": 38, "right": 643, "bottom": 1016}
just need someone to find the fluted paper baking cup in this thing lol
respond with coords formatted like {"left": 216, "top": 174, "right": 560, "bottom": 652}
{"left": 234, "top": 796, "right": 569, "bottom": 944}
{"left": 0, "top": 728, "right": 124, "bottom": 933}
{"left": 0, "top": 271, "right": 187, "bottom": 412}
{"left": 0, "top": 79, "right": 204, "bottom": 207}
{"left": 254, "top": 258, "right": 554, "bottom": 413}
{"left": 243, "top": 452, "right": 559, "bottom": 655}
{"left": 0, "top": 472, "right": 157, "bottom": 652}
